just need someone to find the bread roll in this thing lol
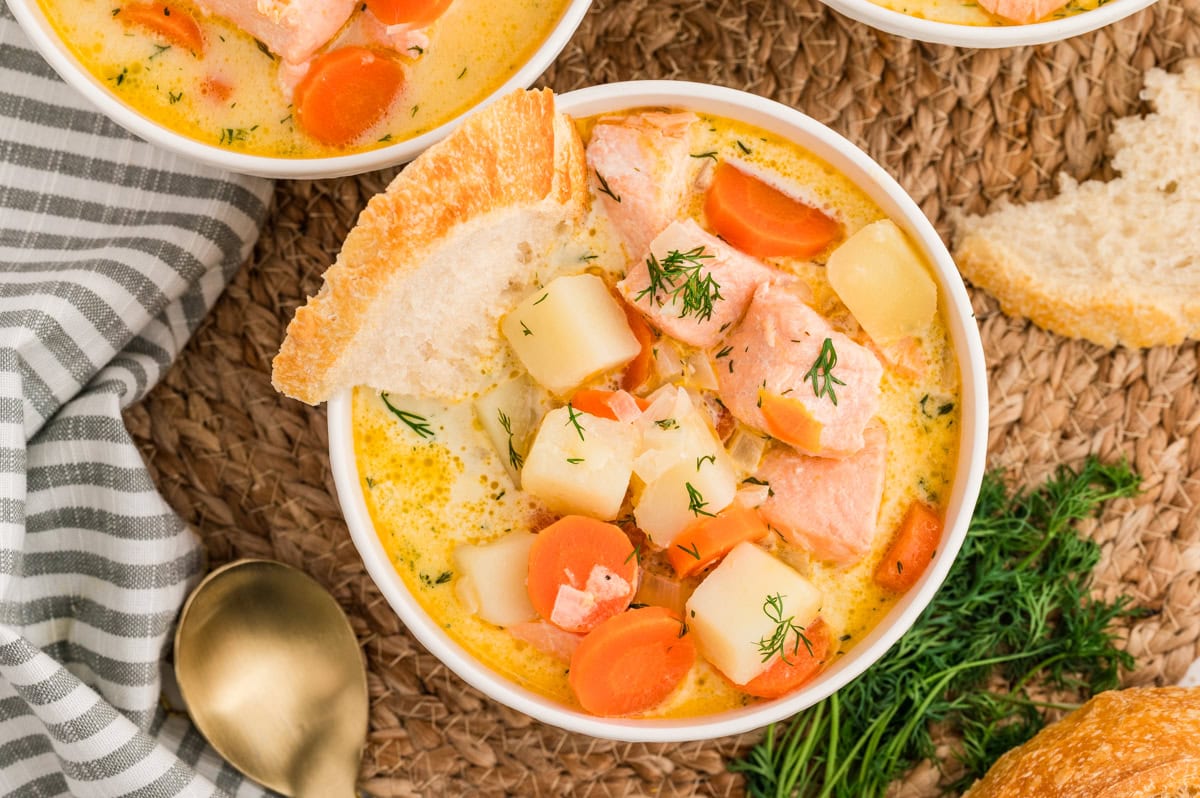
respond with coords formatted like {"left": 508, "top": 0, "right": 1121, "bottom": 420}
{"left": 272, "top": 88, "right": 589, "bottom": 405}
{"left": 963, "top": 687, "right": 1200, "bottom": 797}
{"left": 953, "top": 64, "right": 1200, "bottom": 348}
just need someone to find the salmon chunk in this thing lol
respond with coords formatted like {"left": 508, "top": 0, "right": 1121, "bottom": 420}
{"left": 978, "top": 0, "right": 1067, "bottom": 22}
{"left": 585, "top": 112, "right": 697, "bottom": 258}
{"left": 757, "top": 425, "right": 888, "bottom": 564}
{"left": 617, "top": 218, "right": 778, "bottom": 348}
{"left": 716, "top": 282, "right": 883, "bottom": 457}
{"left": 196, "top": 0, "right": 359, "bottom": 63}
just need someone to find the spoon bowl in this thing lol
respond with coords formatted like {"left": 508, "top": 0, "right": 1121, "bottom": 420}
{"left": 174, "top": 559, "right": 368, "bottom": 797}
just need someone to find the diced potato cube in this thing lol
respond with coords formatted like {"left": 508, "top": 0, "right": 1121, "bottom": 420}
{"left": 826, "top": 219, "right": 937, "bottom": 345}
{"left": 634, "top": 455, "right": 736, "bottom": 549}
{"left": 521, "top": 406, "right": 639, "bottom": 520}
{"left": 686, "top": 542, "right": 823, "bottom": 685}
{"left": 454, "top": 532, "right": 538, "bottom": 627}
{"left": 474, "top": 376, "right": 544, "bottom": 486}
{"left": 501, "top": 274, "right": 641, "bottom": 395}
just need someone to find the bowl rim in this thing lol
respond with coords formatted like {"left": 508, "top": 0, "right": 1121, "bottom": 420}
{"left": 328, "top": 79, "right": 989, "bottom": 742}
{"left": 6, "top": 0, "right": 594, "bottom": 179}
{"left": 820, "top": 0, "right": 1159, "bottom": 47}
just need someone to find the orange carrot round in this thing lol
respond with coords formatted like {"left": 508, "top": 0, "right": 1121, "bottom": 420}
{"left": 567, "top": 389, "right": 649, "bottom": 422}
{"left": 620, "top": 301, "right": 655, "bottom": 392}
{"left": 364, "top": 0, "right": 453, "bottom": 26}
{"left": 667, "top": 502, "right": 769, "bottom": 578}
{"left": 293, "top": 47, "right": 405, "bottom": 147}
{"left": 737, "top": 617, "right": 830, "bottom": 699}
{"left": 704, "top": 161, "right": 840, "bottom": 258}
{"left": 526, "top": 516, "right": 638, "bottom": 633}
{"left": 873, "top": 501, "right": 943, "bottom": 593}
{"left": 119, "top": 3, "right": 205, "bottom": 55}
{"left": 569, "top": 606, "right": 695, "bottom": 716}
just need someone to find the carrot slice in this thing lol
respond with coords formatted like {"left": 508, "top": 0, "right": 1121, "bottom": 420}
{"left": 364, "top": 0, "right": 453, "bottom": 26}
{"left": 704, "top": 161, "right": 840, "bottom": 258}
{"left": 568, "top": 389, "right": 649, "bottom": 422}
{"left": 873, "top": 501, "right": 943, "bottom": 593}
{"left": 620, "top": 301, "right": 655, "bottom": 392}
{"left": 569, "top": 606, "right": 695, "bottom": 716}
{"left": 526, "top": 516, "right": 638, "bottom": 633}
{"left": 759, "top": 391, "right": 824, "bottom": 452}
{"left": 119, "top": 3, "right": 204, "bottom": 55}
{"left": 667, "top": 502, "right": 769, "bottom": 578}
{"left": 737, "top": 617, "right": 830, "bottom": 699}
{"left": 293, "top": 47, "right": 405, "bottom": 147}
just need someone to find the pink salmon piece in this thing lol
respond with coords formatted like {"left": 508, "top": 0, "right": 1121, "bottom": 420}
{"left": 195, "top": 0, "right": 358, "bottom": 64}
{"left": 757, "top": 424, "right": 888, "bottom": 565}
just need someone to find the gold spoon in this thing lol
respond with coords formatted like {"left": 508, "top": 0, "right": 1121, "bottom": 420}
{"left": 174, "top": 559, "right": 368, "bottom": 797}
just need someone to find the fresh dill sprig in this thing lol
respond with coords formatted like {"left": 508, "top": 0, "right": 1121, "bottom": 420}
{"left": 497, "top": 410, "right": 523, "bottom": 471}
{"left": 730, "top": 456, "right": 1141, "bottom": 798}
{"left": 635, "top": 247, "right": 724, "bottom": 322}
{"left": 565, "top": 402, "right": 587, "bottom": 442}
{"left": 756, "top": 593, "right": 813, "bottom": 665}
{"left": 595, "top": 170, "right": 621, "bottom": 202}
{"left": 685, "top": 482, "right": 715, "bottom": 517}
{"left": 380, "top": 392, "right": 434, "bottom": 439}
{"left": 677, "top": 541, "right": 702, "bottom": 560}
{"left": 801, "top": 337, "right": 846, "bottom": 406}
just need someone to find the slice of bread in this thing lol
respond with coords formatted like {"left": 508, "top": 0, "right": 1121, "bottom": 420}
{"left": 953, "top": 64, "right": 1200, "bottom": 348}
{"left": 272, "top": 88, "right": 590, "bottom": 405}
{"left": 963, "top": 687, "right": 1200, "bottom": 798}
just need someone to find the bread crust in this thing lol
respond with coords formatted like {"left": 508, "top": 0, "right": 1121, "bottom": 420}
{"left": 272, "top": 88, "right": 589, "bottom": 404}
{"left": 963, "top": 687, "right": 1200, "bottom": 798}
{"left": 952, "top": 65, "right": 1200, "bottom": 349}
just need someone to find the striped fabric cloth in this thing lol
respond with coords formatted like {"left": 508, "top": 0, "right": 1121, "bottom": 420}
{"left": 1, "top": 6, "right": 278, "bottom": 796}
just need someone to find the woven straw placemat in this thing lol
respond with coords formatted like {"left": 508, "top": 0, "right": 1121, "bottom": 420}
{"left": 125, "top": 1, "right": 1200, "bottom": 794}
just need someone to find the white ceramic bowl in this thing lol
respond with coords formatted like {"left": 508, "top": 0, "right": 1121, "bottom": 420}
{"left": 328, "top": 81, "right": 989, "bottom": 742}
{"left": 822, "top": 0, "right": 1158, "bottom": 47}
{"left": 7, "top": 0, "right": 592, "bottom": 178}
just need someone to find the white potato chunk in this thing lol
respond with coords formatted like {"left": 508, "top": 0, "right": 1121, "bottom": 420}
{"left": 501, "top": 274, "right": 641, "bottom": 395}
{"left": 454, "top": 532, "right": 538, "bottom": 627}
{"left": 474, "top": 376, "right": 543, "bottom": 486}
{"left": 521, "top": 406, "right": 639, "bottom": 520}
{"left": 634, "top": 456, "right": 736, "bottom": 549}
{"left": 686, "top": 542, "right": 823, "bottom": 686}
{"left": 826, "top": 219, "right": 937, "bottom": 345}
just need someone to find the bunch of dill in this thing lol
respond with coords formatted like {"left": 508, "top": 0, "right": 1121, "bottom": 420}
{"left": 731, "top": 456, "right": 1141, "bottom": 798}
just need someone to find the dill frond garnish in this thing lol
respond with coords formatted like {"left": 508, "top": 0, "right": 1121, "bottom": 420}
{"left": 685, "top": 482, "right": 715, "bottom": 517}
{"left": 595, "top": 170, "right": 621, "bottom": 202}
{"left": 731, "top": 457, "right": 1141, "bottom": 798}
{"left": 380, "top": 392, "right": 434, "bottom": 439}
{"left": 635, "top": 247, "right": 723, "bottom": 322}
{"left": 801, "top": 337, "right": 847, "bottom": 406}
{"left": 565, "top": 402, "right": 586, "bottom": 442}
{"left": 756, "top": 593, "right": 814, "bottom": 665}
{"left": 497, "top": 410, "right": 523, "bottom": 471}
{"left": 677, "top": 541, "right": 701, "bottom": 560}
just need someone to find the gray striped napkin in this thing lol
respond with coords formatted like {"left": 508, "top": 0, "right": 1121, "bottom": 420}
{"left": 1, "top": 5, "right": 278, "bottom": 795}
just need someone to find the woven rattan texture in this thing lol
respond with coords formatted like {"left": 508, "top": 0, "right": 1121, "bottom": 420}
{"left": 125, "top": 1, "right": 1200, "bottom": 794}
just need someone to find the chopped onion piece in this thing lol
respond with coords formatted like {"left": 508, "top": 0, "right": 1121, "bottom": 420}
{"left": 736, "top": 484, "right": 771, "bottom": 508}
{"left": 653, "top": 341, "right": 684, "bottom": 381}
{"left": 633, "top": 570, "right": 694, "bottom": 616}
{"left": 726, "top": 426, "right": 768, "bottom": 475}
{"left": 686, "top": 350, "right": 719, "bottom": 391}
{"left": 607, "top": 390, "right": 645, "bottom": 424}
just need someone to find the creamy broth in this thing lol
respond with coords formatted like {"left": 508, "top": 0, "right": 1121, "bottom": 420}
{"left": 353, "top": 112, "right": 961, "bottom": 717}
{"left": 39, "top": 0, "right": 571, "bottom": 156}
{"left": 873, "top": 0, "right": 1101, "bottom": 25}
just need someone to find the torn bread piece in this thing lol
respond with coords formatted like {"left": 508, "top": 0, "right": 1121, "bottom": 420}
{"left": 954, "top": 65, "right": 1200, "bottom": 348}
{"left": 272, "top": 88, "right": 590, "bottom": 405}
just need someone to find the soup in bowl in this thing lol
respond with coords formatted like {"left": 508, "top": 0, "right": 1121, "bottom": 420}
{"left": 8, "top": 0, "right": 591, "bottom": 176}
{"left": 312, "top": 83, "right": 987, "bottom": 741}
